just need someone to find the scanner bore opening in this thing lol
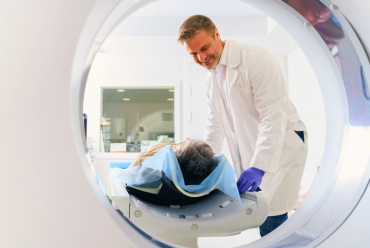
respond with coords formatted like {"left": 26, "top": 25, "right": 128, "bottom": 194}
{"left": 76, "top": 0, "right": 370, "bottom": 247}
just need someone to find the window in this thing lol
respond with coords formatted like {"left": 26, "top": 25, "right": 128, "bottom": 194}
{"left": 100, "top": 86, "right": 176, "bottom": 153}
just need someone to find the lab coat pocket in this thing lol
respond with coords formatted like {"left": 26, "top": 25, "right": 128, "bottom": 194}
{"left": 294, "top": 131, "right": 305, "bottom": 143}
{"left": 278, "top": 129, "right": 305, "bottom": 168}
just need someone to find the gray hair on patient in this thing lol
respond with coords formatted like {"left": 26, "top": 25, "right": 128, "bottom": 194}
{"left": 175, "top": 139, "right": 217, "bottom": 185}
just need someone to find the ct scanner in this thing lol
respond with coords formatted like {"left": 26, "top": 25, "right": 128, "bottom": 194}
{"left": 1, "top": 0, "right": 370, "bottom": 247}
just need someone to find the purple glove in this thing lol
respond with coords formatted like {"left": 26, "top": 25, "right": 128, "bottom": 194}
{"left": 237, "top": 167, "right": 264, "bottom": 194}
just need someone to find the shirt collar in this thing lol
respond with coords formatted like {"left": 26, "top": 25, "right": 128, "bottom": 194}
{"left": 218, "top": 40, "right": 229, "bottom": 66}
{"left": 210, "top": 40, "right": 229, "bottom": 73}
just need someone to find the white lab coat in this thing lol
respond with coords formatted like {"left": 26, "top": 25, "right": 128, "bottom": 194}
{"left": 204, "top": 40, "right": 307, "bottom": 216}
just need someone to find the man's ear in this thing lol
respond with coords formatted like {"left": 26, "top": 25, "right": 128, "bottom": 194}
{"left": 214, "top": 28, "right": 220, "bottom": 41}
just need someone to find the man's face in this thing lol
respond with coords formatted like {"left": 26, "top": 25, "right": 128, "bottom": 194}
{"left": 182, "top": 29, "right": 223, "bottom": 70}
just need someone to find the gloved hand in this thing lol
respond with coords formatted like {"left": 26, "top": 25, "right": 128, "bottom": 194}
{"left": 237, "top": 167, "right": 264, "bottom": 194}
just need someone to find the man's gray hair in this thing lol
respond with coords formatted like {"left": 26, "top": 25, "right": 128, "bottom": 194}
{"left": 178, "top": 15, "right": 216, "bottom": 44}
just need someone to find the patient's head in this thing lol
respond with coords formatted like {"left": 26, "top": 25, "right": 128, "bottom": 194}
{"left": 174, "top": 139, "right": 217, "bottom": 185}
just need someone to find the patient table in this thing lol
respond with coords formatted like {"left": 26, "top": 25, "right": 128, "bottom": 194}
{"left": 107, "top": 165, "right": 269, "bottom": 248}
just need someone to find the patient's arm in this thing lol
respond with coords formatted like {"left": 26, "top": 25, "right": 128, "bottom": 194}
{"left": 128, "top": 143, "right": 173, "bottom": 168}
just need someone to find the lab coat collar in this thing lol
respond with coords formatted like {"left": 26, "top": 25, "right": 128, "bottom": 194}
{"left": 208, "top": 39, "right": 240, "bottom": 89}
{"left": 227, "top": 40, "right": 241, "bottom": 69}
{"left": 226, "top": 40, "right": 240, "bottom": 89}
{"left": 218, "top": 40, "right": 229, "bottom": 66}
{"left": 209, "top": 40, "right": 239, "bottom": 73}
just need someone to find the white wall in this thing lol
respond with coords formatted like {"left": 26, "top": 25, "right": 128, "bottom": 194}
{"left": 83, "top": 37, "right": 186, "bottom": 148}
{"left": 287, "top": 47, "right": 326, "bottom": 189}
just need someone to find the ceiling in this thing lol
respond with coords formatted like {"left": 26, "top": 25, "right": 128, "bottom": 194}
{"left": 102, "top": 0, "right": 298, "bottom": 57}
{"left": 131, "top": 0, "right": 265, "bottom": 17}
{"left": 111, "top": 0, "right": 269, "bottom": 36}
{"left": 102, "top": 88, "right": 175, "bottom": 104}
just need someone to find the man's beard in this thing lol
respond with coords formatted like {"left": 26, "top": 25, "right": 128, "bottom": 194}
{"left": 197, "top": 42, "right": 222, "bottom": 70}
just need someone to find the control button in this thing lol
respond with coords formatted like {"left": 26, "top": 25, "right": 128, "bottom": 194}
{"left": 220, "top": 200, "right": 231, "bottom": 208}
{"left": 134, "top": 210, "right": 142, "bottom": 218}
{"left": 330, "top": 4, "right": 338, "bottom": 10}
{"left": 191, "top": 224, "right": 199, "bottom": 231}
{"left": 166, "top": 213, "right": 213, "bottom": 219}
{"left": 246, "top": 208, "right": 253, "bottom": 215}
{"left": 201, "top": 213, "right": 213, "bottom": 218}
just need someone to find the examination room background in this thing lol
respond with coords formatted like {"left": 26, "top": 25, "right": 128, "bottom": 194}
{"left": 4, "top": 0, "right": 370, "bottom": 247}
{"left": 83, "top": 2, "right": 325, "bottom": 246}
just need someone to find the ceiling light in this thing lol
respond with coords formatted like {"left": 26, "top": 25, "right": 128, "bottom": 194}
{"left": 117, "top": 89, "right": 125, "bottom": 92}
{"left": 123, "top": 98, "right": 130, "bottom": 101}
{"left": 167, "top": 98, "right": 174, "bottom": 101}
{"left": 168, "top": 89, "right": 175, "bottom": 92}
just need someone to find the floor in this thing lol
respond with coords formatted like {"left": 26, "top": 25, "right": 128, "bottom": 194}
{"left": 198, "top": 228, "right": 261, "bottom": 248}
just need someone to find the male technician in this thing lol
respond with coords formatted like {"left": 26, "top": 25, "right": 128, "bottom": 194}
{"left": 178, "top": 15, "right": 308, "bottom": 237}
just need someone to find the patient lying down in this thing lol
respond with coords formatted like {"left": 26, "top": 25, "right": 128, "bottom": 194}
{"left": 119, "top": 138, "right": 241, "bottom": 205}
{"left": 129, "top": 138, "right": 217, "bottom": 185}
